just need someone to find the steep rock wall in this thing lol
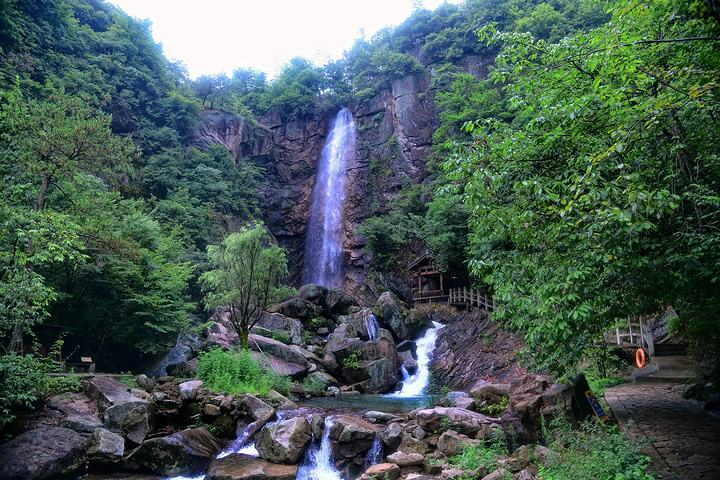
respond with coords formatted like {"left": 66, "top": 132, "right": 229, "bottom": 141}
{"left": 198, "top": 74, "right": 438, "bottom": 298}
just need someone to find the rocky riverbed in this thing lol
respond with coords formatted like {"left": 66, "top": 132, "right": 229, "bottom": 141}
{"left": 0, "top": 285, "right": 582, "bottom": 479}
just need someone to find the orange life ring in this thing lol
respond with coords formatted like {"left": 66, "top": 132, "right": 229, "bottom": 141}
{"left": 635, "top": 348, "right": 647, "bottom": 368}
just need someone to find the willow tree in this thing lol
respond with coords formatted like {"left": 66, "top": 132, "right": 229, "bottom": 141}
{"left": 200, "top": 225, "right": 290, "bottom": 348}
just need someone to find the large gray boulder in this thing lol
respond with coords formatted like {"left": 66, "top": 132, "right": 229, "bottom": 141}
{"left": 248, "top": 334, "right": 309, "bottom": 378}
{"left": 84, "top": 376, "right": 150, "bottom": 436}
{"left": 253, "top": 312, "right": 303, "bottom": 345}
{"left": 415, "top": 407, "right": 496, "bottom": 436}
{"left": 146, "top": 332, "right": 202, "bottom": 377}
{"left": 268, "top": 297, "right": 321, "bottom": 321}
{"left": 87, "top": 428, "right": 125, "bottom": 463}
{"left": 0, "top": 427, "right": 86, "bottom": 480}
{"left": 48, "top": 392, "right": 102, "bottom": 433}
{"left": 375, "top": 292, "right": 432, "bottom": 341}
{"left": 438, "top": 430, "right": 481, "bottom": 456}
{"left": 125, "top": 427, "right": 222, "bottom": 476}
{"left": 206, "top": 453, "right": 298, "bottom": 480}
{"left": 239, "top": 394, "right": 275, "bottom": 421}
{"left": 328, "top": 415, "right": 377, "bottom": 460}
{"left": 256, "top": 417, "right": 312, "bottom": 464}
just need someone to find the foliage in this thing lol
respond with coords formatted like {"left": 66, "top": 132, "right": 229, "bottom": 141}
{"left": 342, "top": 351, "right": 363, "bottom": 370}
{"left": 446, "top": 0, "right": 720, "bottom": 377}
{"left": 309, "top": 316, "right": 327, "bottom": 330}
{"left": 450, "top": 435, "right": 508, "bottom": 472}
{"left": 201, "top": 225, "right": 290, "bottom": 348}
{"left": 301, "top": 375, "right": 328, "bottom": 396}
{"left": 0, "top": 340, "right": 81, "bottom": 429}
{"left": 266, "top": 330, "right": 291, "bottom": 345}
{"left": 477, "top": 395, "right": 509, "bottom": 416}
{"left": 197, "top": 347, "right": 291, "bottom": 396}
{"left": 539, "top": 419, "right": 654, "bottom": 480}
{"left": 118, "top": 372, "right": 139, "bottom": 389}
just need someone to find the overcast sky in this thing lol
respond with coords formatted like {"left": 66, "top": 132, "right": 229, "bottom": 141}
{"left": 109, "top": 0, "right": 460, "bottom": 79}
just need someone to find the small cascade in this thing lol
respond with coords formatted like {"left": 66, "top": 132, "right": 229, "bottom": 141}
{"left": 297, "top": 418, "right": 343, "bottom": 480}
{"left": 217, "top": 411, "right": 291, "bottom": 459}
{"left": 363, "top": 434, "right": 384, "bottom": 468}
{"left": 392, "top": 321, "right": 444, "bottom": 397}
{"left": 364, "top": 312, "right": 379, "bottom": 341}
{"left": 304, "top": 108, "right": 356, "bottom": 288}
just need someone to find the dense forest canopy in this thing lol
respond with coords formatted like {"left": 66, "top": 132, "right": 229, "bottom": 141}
{"left": 0, "top": 0, "right": 718, "bottom": 408}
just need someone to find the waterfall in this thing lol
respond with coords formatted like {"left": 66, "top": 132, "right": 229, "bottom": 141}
{"left": 364, "top": 312, "right": 379, "bottom": 341}
{"left": 297, "top": 418, "right": 343, "bottom": 480}
{"left": 304, "top": 108, "right": 356, "bottom": 288}
{"left": 364, "top": 434, "right": 384, "bottom": 468}
{"left": 392, "top": 321, "right": 444, "bottom": 397}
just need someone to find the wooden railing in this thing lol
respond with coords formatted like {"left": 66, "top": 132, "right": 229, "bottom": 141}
{"left": 609, "top": 317, "right": 654, "bottom": 356}
{"left": 448, "top": 287, "right": 497, "bottom": 313}
{"left": 412, "top": 289, "right": 449, "bottom": 303}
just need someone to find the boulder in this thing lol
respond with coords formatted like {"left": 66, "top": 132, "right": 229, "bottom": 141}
{"left": 167, "top": 358, "right": 198, "bottom": 377}
{"left": 123, "top": 405, "right": 150, "bottom": 444}
{"left": 481, "top": 469, "right": 510, "bottom": 480}
{"left": 381, "top": 422, "right": 403, "bottom": 450}
{"left": 437, "top": 430, "right": 481, "bottom": 457}
{"left": 399, "top": 350, "right": 418, "bottom": 375}
{"left": 416, "top": 407, "right": 495, "bottom": 436}
{"left": 104, "top": 402, "right": 150, "bottom": 436}
{"left": 256, "top": 417, "right": 312, "bottom": 464}
{"left": 239, "top": 394, "right": 275, "bottom": 421}
{"left": 146, "top": 332, "right": 202, "bottom": 377}
{"left": 325, "top": 288, "right": 354, "bottom": 317}
{"left": 470, "top": 381, "right": 511, "bottom": 404}
{"left": 298, "top": 283, "right": 329, "bottom": 305}
{"left": 363, "top": 411, "right": 401, "bottom": 424}
{"left": 206, "top": 453, "right": 298, "bottom": 480}
{"left": 0, "top": 427, "right": 86, "bottom": 480}
{"left": 329, "top": 415, "right": 377, "bottom": 460}
{"left": 386, "top": 451, "right": 424, "bottom": 467}
{"left": 248, "top": 334, "right": 309, "bottom": 378}
{"left": 362, "top": 463, "right": 400, "bottom": 480}
{"left": 136, "top": 374, "right": 156, "bottom": 391}
{"left": 265, "top": 390, "right": 297, "bottom": 410}
{"left": 85, "top": 375, "right": 145, "bottom": 412}
{"left": 178, "top": 380, "right": 204, "bottom": 401}
{"left": 306, "top": 371, "right": 340, "bottom": 388}
{"left": 254, "top": 312, "right": 303, "bottom": 345}
{"left": 48, "top": 392, "right": 103, "bottom": 433}
{"left": 87, "top": 428, "right": 125, "bottom": 463}
{"left": 126, "top": 427, "right": 222, "bottom": 476}
{"left": 268, "top": 297, "right": 321, "bottom": 321}
{"left": 376, "top": 292, "right": 433, "bottom": 341}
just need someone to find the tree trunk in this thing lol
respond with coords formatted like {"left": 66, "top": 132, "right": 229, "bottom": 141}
{"left": 37, "top": 172, "right": 51, "bottom": 210}
{"left": 238, "top": 328, "right": 249, "bottom": 350}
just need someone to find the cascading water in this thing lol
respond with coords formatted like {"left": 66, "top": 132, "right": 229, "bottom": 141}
{"left": 364, "top": 312, "right": 379, "bottom": 341}
{"left": 392, "top": 321, "right": 444, "bottom": 397}
{"left": 216, "top": 418, "right": 263, "bottom": 459}
{"left": 304, "top": 108, "right": 356, "bottom": 288}
{"left": 297, "top": 418, "right": 343, "bottom": 480}
{"left": 363, "top": 434, "right": 384, "bottom": 468}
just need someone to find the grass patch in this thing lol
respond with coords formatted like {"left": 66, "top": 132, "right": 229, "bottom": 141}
{"left": 198, "top": 348, "right": 291, "bottom": 396}
{"left": 118, "top": 372, "right": 139, "bottom": 389}
{"left": 450, "top": 435, "right": 508, "bottom": 472}
{"left": 539, "top": 419, "right": 654, "bottom": 480}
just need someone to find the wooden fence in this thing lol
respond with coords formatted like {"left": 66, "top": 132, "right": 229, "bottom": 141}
{"left": 448, "top": 287, "right": 497, "bottom": 313}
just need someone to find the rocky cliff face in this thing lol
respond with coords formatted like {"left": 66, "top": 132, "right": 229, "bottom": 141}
{"left": 197, "top": 73, "right": 439, "bottom": 299}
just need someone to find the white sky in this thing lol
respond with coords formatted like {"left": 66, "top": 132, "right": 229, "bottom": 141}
{"left": 109, "top": 0, "right": 460, "bottom": 79}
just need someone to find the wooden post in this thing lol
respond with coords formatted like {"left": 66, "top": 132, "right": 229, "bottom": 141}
{"left": 439, "top": 273, "right": 444, "bottom": 295}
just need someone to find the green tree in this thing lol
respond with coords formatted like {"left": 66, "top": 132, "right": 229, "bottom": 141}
{"left": 200, "top": 225, "right": 291, "bottom": 348}
{"left": 447, "top": 0, "right": 720, "bottom": 377}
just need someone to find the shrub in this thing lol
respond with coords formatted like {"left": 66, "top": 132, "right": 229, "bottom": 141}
{"left": 477, "top": 396, "right": 509, "bottom": 416}
{"left": 0, "top": 345, "right": 82, "bottom": 428}
{"left": 197, "top": 348, "right": 291, "bottom": 396}
{"left": 309, "top": 317, "right": 327, "bottom": 330}
{"left": 301, "top": 376, "right": 328, "bottom": 396}
{"left": 342, "top": 351, "right": 363, "bottom": 370}
{"left": 451, "top": 435, "right": 508, "bottom": 472}
{"left": 539, "top": 419, "right": 654, "bottom": 480}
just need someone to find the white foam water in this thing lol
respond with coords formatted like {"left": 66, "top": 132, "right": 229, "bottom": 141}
{"left": 391, "top": 321, "right": 444, "bottom": 397}
{"left": 297, "top": 418, "right": 343, "bottom": 480}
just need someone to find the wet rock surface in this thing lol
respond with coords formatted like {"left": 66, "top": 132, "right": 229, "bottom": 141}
{"left": 0, "top": 427, "right": 86, "bottom": 480}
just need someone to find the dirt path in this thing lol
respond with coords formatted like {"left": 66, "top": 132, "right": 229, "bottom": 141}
{"left": 605, "top": 382, "right": 720, "bottom": 480}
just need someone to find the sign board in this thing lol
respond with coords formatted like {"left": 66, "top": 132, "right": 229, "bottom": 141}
{"left": 80, "top": 356, "right": 93, "bottom": 363}
{"left": 584, "top": 389, "right": 609, "bottom": 422}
